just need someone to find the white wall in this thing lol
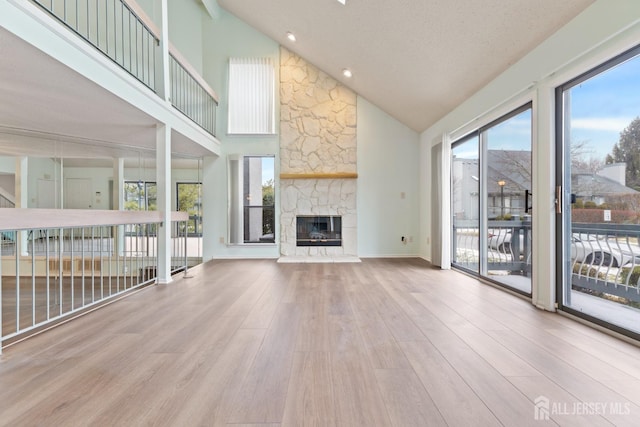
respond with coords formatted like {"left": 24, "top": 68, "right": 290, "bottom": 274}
{"left": 0, "top": 174, "right": 15, "bottom": 197}
{"left": 420, "top": 0, "right": 640, "bottom": 309}
{"left": 55, "top": 165, "right": 201, "bottom": 211}
{"left": 168, "top": 0, "right": 205, "bottom": 73}
{"left": 0, "top": 156, "right": 15, "bottom": 174}
{"left": 201, "top": 8, "right": 281, "bottom": 259}
{"left": 64, "top": 167, "right": 112, "bottom": 210}
{"left": 27, "top": 157, "right": 59, "bottom": 208}
{"left": 134, "top": 0, "right": 205, "bottom": 73}
{"left": 357, "top": 97, "right": 420, "bottom": 257}
{"left": 198, "top": 7, "right": 422, "bottom": 260}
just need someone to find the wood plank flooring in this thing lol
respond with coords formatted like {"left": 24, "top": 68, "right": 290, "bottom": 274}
{"left": 1, "top": 258, "right": 640, "bottom": 426}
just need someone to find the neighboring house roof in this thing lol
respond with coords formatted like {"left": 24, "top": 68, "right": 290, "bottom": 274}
{"left": 457, "top": 150, "right": 638, "bottom": 197}
{"left": 572, "top": 173, "right": 638, "bottom": 197}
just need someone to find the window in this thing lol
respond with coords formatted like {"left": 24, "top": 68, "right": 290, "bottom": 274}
{"left": 228, "top": 155, "right": 275, "bottom": 244}
{"left": 124, "top": 181, "right": 156, "bottom": 211}
{"left": 228, "top": 58, "right": 275, "bottom": 134}
{"left": 177, "top": 183, "right": 202, "bottom": 237}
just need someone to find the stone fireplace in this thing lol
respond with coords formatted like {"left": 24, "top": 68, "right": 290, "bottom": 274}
{"left": 279, "top": 48, "right": 358, "bottom": 261}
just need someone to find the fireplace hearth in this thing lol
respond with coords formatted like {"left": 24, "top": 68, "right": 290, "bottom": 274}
{"left": 296, "top": 216, "right": 342, "bottom": 246}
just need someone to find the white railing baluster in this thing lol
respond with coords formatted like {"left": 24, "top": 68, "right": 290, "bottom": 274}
{"left": 1, "top": 209, "right": 188, "bottom": 351}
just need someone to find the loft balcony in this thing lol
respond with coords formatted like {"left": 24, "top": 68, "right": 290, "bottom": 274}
{"left": 0, "top": 0, "right": 220, "bottom": 158}
{"left": 33, "top": 0, "right": 218, "bottom": 136}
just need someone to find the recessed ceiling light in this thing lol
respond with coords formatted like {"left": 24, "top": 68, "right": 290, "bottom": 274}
{"left": 286, "top": 32, "right": 296, "bottom": 42}
{"left": 337, "top": 0, "right": 347, "bottom": 4}
{"left": 342, "top": 68, "right": 353, "bottom": 78}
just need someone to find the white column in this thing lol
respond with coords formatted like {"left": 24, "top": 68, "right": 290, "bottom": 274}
{"left": 156, "top": 0, "right": 170, "bottom": 102}
{"left": 16, "top": 157, "right": 29, "bottom": 256}
{"left": 531, "top": 86, "right": 556, "bottom": 311}
{"left": 113, "top": 158, "right": 125, "bottom": 256}
{"left": 439, "top": 134, "right": 452, "bottom": 269}
{"left": 227, "top": 154, "right": 244, "bottom": 244}
{"left": 156, "top": 124, "right": 172, "bottom": 284}
{"left": 201, "top": 155, "right": 217, "bottom": 258}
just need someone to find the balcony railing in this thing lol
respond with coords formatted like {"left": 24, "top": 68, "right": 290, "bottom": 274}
{"left": 570, "top": 223, "right": 640, "bottom": 304}
{"left": 170, "top": 52, "right": 218, "bottom": 136}
{"left": 30, "top": 0, "right": 218, "bottom": 136}
{"left": 453, "top": 220, "right": 640, "bottom": 304}
{"left": 1, "top": 209, "right": 189, "bottom": 352}
{"left": 32, "top": 0, "right": 158, "bottom": 91}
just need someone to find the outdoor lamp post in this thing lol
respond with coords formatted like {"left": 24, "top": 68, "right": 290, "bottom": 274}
{"left": 498, "top": 180, "right": 506, "bottom": 217}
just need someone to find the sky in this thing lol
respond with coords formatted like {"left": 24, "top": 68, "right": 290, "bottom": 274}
{"left": 568, "top": 54, "right": 640, "bottom": 162}
{"left": 452, "top": 52, "right": 640, "bottom": 163}
{"left": 262, "top": 156, "right": 275, "bottom": 185}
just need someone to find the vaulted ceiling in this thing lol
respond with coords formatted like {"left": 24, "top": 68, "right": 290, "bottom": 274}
{"left": 217, "top": 0, "right": 595, "bottom": 132}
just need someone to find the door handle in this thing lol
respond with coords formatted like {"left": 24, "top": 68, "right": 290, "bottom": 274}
{"left": 555, "top": 186, "right": 562, "bottom": 214}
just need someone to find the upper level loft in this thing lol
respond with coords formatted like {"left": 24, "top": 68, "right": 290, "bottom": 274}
{"left": 0, "top": 0, "right": 221, "bottom": 160}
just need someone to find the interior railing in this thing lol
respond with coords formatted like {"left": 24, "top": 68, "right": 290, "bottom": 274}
{"left": 170, "top": 51, "right": 218, "bottom": 136}
{"left": 0, "top": 194, "right": 15, "bottom": 208}
{"left": 31, "top": 0, "right": 158, "bottom": 91}
{"left": 30, "top": 0, "right": 218, "bottom": 136}
{"left": 1, "top": 209, "right": 189, "bottom": 352}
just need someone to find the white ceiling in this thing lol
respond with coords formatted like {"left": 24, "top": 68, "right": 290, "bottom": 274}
{"left": 0, "top": 0, "right": 595, "bottom": 166}
{"left": 217, "top": 0, "right": 595, "bottom": 132}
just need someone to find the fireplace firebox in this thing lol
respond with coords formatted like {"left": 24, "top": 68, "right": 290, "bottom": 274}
{"left": 296, "top": 216, "right": 342, "bottom": 246}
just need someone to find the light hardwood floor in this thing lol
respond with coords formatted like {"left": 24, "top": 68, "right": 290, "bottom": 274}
{"left": 1, "top": 258, "right": 640, "bottom": 426}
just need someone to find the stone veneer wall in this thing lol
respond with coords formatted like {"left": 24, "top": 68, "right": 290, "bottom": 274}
{"left": 279, "top": 47, "right": 358, "bottom": 257}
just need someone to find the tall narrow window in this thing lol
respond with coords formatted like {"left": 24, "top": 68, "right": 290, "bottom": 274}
{"left": 228, "top": 58, "right": 275, "bottom": 134}
{"left": 228, "top": 155, "right": 275, "bottom": 244}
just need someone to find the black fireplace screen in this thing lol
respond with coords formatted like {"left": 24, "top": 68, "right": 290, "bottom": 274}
{"left": 296, "top": 216, "right": 342, "bottom": 246}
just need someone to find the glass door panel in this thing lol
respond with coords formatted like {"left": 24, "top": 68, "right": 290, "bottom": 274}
{"left": 452, "top": 135, "right": 480, "bottom": 273}
{"left": 559, "top": 49, "right": 640, "bottom": 336}
{"left": 484, "top": 108, "right": 532, "bottom": 294}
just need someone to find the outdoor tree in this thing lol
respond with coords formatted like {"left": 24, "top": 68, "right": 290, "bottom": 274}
{"left": 177, "top": 184, "right": 201, "bottom": 234}
{"left": 177, "top": 184, "right": 200, "bottom": 215}
{"left": 262, "top": 179, "right": 275, "bottom": 234}
{"left": 571, "top": 139, "right": 604, "bottom": 174}
{"left": 606, "top": 116, "right": 640, "bottom": 190}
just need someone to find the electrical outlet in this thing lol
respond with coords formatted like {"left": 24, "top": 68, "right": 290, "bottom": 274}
{"left": 219, "top": 236, "right": 225, "bottom": 244}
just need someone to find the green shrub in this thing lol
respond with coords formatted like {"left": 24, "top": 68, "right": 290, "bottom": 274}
{"left": 584, "top": 201, "right": 597, "bottom": 209}
{"left": 619, "top": 266, "right": 640, "bottom": 287}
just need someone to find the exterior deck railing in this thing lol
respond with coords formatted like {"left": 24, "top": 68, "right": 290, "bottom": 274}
{"left": 453, "top": 220, "right": 640, "bottom": 303}
{"left": 30, "top": 0, "right": 218, "bottom": 136}
{"left": 1, "top": 209, "right": 189, "bottom": 352}
{"left": 570, "top": 223, "right": 640, "bottom": 304}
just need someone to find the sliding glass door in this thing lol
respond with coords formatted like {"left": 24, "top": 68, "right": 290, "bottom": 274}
{"left": 452, "top": 104, "right": 532, "bottom": 294}
{"left": 557, "top": 45, "right": 640, "bottom": 337}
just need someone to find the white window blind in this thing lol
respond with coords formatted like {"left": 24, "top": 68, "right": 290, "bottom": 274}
{"left": 228, "top": 57, "right": 275, "bottom": 134}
